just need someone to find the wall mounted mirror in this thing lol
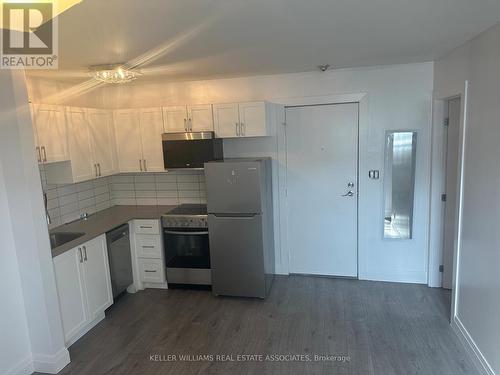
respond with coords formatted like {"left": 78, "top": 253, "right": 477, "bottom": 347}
{"left": 383, "top": 131, "right": 417, "bottom": 239}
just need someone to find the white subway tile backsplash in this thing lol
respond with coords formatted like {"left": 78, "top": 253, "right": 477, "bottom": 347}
{"left": 39, "top": 166, "right": 206, "bottom": 227}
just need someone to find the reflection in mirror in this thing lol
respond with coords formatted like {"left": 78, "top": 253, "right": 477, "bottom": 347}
{"left": 383, "top": 131, "right": 417, "bottom": 239}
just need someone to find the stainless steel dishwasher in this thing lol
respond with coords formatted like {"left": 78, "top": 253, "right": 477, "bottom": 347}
{"left": 106, "top": 224, "right": 133, "bottom": 299}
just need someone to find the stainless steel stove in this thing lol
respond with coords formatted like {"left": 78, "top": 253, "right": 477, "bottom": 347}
{"left": 161, "top": 204, "right": 211, "bottom": 286}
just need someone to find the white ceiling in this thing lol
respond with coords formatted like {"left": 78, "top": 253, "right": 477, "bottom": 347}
{"left": 35, "top": 0, "right": 500, "bottom": 81}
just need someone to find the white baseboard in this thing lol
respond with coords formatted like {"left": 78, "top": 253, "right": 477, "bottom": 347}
{"left": 451, "top": 316, "right": 495, "bottom": 375}
{"left": 66, "top": 312, "right": 106, "bottom": 347}
{"left": 32, "top": 347, "right": 70, "bottom": 374}
{"left": 359, "top": 270, "right": 427, "bottom": 284}
{"left": 4, "top": 355, "right": 33, "bottom": 375}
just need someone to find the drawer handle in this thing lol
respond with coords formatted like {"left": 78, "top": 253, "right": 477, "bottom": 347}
{"left": 144, "top": 270, "right": 157, "bottom": 273}
{"left": 140, "top": 226, "right": 153, "bottom": 229}
{"left": 142, "top": 245, "right": 155, "bottom": 249}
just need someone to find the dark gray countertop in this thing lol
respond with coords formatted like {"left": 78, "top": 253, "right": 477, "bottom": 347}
{"left": 50, "top": 205, "right": 177, "bottom": 258}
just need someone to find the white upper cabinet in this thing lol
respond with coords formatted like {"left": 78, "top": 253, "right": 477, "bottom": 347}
{"left": 213, "top": 103, "right": 240, "bottom": 138}
{"left": 238, "top": 102, "right": 269, "bottom": 137}
{"left": 114, "top": 109, "right": 143, "bottom": 173}
{"left": 139, "top": 108, "right": 164, "bottom": 172}
{"left": 213, "top": 101, "right": 271, "bottom": 138}
{"left": 114, "top": 108, "right": 165, "bottom": 173}
{"left": 31, "top": 104, "right": 68, "bottom": 163}
{"left": 187, "top": 104, "right": 213, "bottom": 132}
{"left": 87, "top": 108, "right": 117, "bottom": 177}
{"left": 163, "top": 105, "right": 214, "bottom": 133}
{"left": 65, "top": 107, "right": 95, "bottom": 182}
{"left": 163, "top": 106, "right": 188, "bottom": 133}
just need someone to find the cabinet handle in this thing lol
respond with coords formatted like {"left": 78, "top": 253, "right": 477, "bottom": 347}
{"left": 36, "top": 146, "right": 41, "bottom": 163}
{"left": 139, "top": 159, "right": 143, "bottom": 172}
{"left": 184, "top": 118, "right": 187, "bottom": 132}
{"left": 78, "top": 248, "right": 83, "bottom": 263}
{"left": 41, "top": 146, "right": 47, "bottom": 162}
{"left": 94, "top": 164, "right": 98, "bottom": 177}
{"left": 83, "top": 246, "right": 88, "bottom": 261}
{"left": 235, "top": 122, "right": 240, "bottom": 136}
{"left": 143, "top": 159, "right": 147, "bottom": 172}
{"left": 240, "top": 122, "right": 245, "bottom": 136}
{"left": 98, "top": 163, "right": 101, "bottom": 177}
{"left": 144, "top": 270, "right": 157, "bottom": 273}
{"left": 142, "top": 245, "right": 155, "bottom": 249}
{"left": 188, "top": 118, "right": 192, "bottom": 132}
{"left": 140, "top": 225, "right": 153, "bottom": 229}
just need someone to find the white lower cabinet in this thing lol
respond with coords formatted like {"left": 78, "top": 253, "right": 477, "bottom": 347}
{"left": 53, "top": 234, "right": 113, "bottom": 346}
{"left": 132, "top": 219, "right": 167, "bottom": 288}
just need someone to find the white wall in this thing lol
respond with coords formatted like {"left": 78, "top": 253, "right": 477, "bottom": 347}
{"left": 434, "top": 22, "right": 500, "bottom": 375}
{"left": 96, "top": 62, "right": 433, "bottom": 282}
{"left": 0, "top": 162, "right": 33, "bottom": 375}
{"left": 0, "top": 70, "right": 70, "bottom": 374}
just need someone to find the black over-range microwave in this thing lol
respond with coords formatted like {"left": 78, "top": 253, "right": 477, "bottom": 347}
{"left": 161, "top": 132, "right": 223, "bottom": 169}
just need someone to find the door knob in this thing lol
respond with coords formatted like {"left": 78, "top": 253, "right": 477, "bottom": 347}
{"left": 342, "top": 190, "right": 354, "bottom": 197}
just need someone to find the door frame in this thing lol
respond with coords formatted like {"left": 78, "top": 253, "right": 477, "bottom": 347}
{"left": 273, "top": 93, "right": 368, "bottom": 275}
{"left": 428, "top": 81, "right": 469, "bottom": 321}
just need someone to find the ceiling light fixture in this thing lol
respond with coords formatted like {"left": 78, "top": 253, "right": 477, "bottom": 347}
{"left": 90, "top": 64, "right": 140, "bottom": 84}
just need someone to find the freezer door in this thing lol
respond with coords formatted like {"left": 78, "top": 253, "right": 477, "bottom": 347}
{"left": 208, "top": 214, "right": 266, "bottom": 298}
{"left": 205, "top": 161, "right": 263, "bottom": 214}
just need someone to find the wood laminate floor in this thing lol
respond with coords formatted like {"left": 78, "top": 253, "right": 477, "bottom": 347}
{"left": 40, "top": 276, "right": 478, "bottom": 375}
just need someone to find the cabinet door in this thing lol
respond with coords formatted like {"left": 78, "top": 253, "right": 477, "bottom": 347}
{"left": 163, "top": 106, "right": 187, "bottom": 133}
{"left": 140, "top": 108, "right": 164, "bottom": 172}
{"left": 53, "top": 247, "right": 88, "bottom": 344}
{"left": 81, "top": 235, "right": 113, "bottom": 320}
{"left": 87, "top": 109, "right": 116, "bottom": 177}
{"left": 66, "top": 107, "right": 95, "bottom": 182}
{"left": 213, "top": 103, "right": 240, "bottom": 138}
{"left": 238, "top": 101, "right": 268, "bottom": 137}
{"left": 114, "top": 109, "right": 143, "bottom": 172}
{"left": 187, "top": 104, "right": 213, "bottom": 132}
{"left": 33, "top": 104, "right": 69, "bottom": 163}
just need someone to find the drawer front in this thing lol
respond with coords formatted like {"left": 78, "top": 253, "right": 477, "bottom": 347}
{"left": 138, "top": 258, "right": 165, "bottom": 283}
{"left": 135, "top": 219, "right": 159, "bottom": 235}
{"left": 136, "top": 234, "right": 162, "bottom": 259}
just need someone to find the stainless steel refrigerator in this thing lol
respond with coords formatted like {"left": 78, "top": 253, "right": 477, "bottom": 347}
{"left": 204, "top": 158, "right": 274, "bottom": 298}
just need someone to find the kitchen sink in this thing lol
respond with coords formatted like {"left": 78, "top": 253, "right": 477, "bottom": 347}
{"left": 50, "top": 232, "right": 85, "bottom": 249}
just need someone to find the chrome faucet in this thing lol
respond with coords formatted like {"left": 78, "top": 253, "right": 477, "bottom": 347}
{"left": 43, "top": 192, "right": 51, "bottom": 225}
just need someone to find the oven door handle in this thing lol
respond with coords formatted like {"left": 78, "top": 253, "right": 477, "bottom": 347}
{"left": 164, "top": 230, "right": 209, "bottom": 236}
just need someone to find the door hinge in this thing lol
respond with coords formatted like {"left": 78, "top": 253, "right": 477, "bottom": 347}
{"left": 441, "top": 194, "right": 447, "bottom": 202}
{"left": 439, "top": 265, "right": 444, "bottom": 273}
{"left": 444, "top": 118, "right": 449, "bottom": 127}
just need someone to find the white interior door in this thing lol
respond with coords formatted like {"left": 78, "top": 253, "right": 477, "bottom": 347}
{"left": 286, "top": 103, "right": 358, "bottom": 277}
{"left": 114, "top": 110, "right": 143, "bottom": 172}
{"left": 140, "top": 108, "right": 165, "bottom": 172}
{"left": 442, "top": 98, "right": 461, "bottom": 289}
